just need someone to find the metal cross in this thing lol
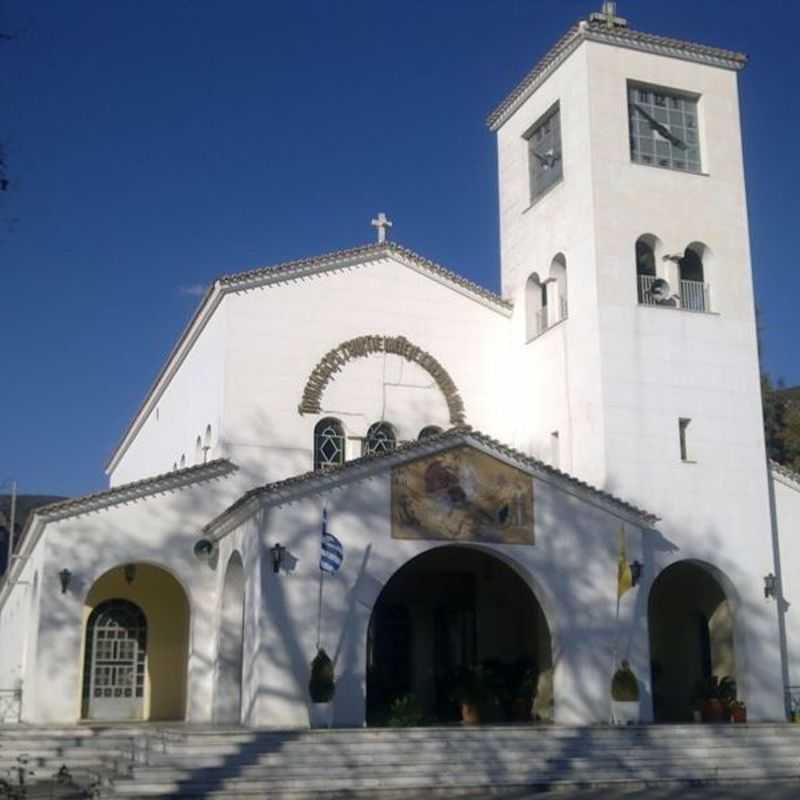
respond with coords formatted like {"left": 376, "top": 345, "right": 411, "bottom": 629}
{"left": 371, "top": 212, "right": 393, "bottom": 244}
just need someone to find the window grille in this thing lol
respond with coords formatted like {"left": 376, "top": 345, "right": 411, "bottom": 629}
{"left": 314, "top": 418, "right": 346, "bottom": 470}
{"left": 365, "top": 422, "right": 396, "bottom": 456}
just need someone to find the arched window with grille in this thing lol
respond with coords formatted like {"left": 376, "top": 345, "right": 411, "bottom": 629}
{"left": 314, "top": 418, "right": 346, "bottom": 470}
{"left": 364, "top": 422, "right": 396, "bottom": 456}
{"left": 418, "top": 425, "right": 443, "bottom": 440}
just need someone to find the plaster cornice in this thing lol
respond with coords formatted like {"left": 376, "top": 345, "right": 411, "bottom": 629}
{"left": 202, "top": 427, "right": 658, "bottom": 542}
{"left": 105, "top": 242, "right": 509, "bottom": 476}
{"left": 487, "top": 20, "right": 748, "bottom": 131}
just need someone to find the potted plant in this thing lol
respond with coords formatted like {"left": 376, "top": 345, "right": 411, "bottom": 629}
{"left": 698, "top": 676, "right": 725, "bottom": 722}
{"left": 387, "top": 695, "right": 426, "bottom": 727}
{"left": 728, "top": 699, "right": 747, "bottom": 723}
{"left": 450, "top": 666, "right": 490, "bottom": 725}
{"left": 512, "top": 666, "right": 539, "bottom": 723}
{"left": 610, "top": 661, "right": 640, "bottom": 725}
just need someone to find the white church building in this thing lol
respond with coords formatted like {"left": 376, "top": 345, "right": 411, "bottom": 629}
{"left": 2, "top": 4, "right": 799, "bottom": 729}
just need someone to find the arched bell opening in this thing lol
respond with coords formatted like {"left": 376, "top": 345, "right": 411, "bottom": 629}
{"left": 80, "top": 563, "right": 190, "bottom": 721}
{"left": 366, "top": 546, "right": 553, "bottom": 726}
{"left": 648, "top": 560, "right": 737, "bottom": 722}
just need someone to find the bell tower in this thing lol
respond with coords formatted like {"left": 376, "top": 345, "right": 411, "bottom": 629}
{"left": 489, "top": 5, "right": 785, "bottom": 719}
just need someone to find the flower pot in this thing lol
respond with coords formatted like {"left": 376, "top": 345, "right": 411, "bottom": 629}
{"left": 730, "top": 704, "right": 747, "bottom": 723}
{"left": 702, "top": 698, "right": 725, "bottom": 723}
{"left": 309, "top": 701, "right": 333, "bottom": 729}
{"left": 461, "top": 702, "right": 480, "bottom": 725}
{"left": 511, "top": 696, "right": 532, "bottom": 722}
{"left": 611, "top": 700, "right": 640, "bottom": 726}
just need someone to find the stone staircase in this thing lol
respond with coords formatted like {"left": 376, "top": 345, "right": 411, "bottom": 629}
{"left": 0, "top": 725, "right": 141, "bottom": 794}
{"left": 2, "top": 724, "right": 800, "bottom": 799}
{"left": 107, "top": 724, "right": 800, "bottom": 798}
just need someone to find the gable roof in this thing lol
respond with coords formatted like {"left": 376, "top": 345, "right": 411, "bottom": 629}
{"left": 106, "top": 241, "right": 509, "bottom": 476}
{"left": 202, "top": 427, "right": 657, "bottom": 541}
{"left": 0, "top": 459, "right": 238, "bottom": 612}
{"left": 771, "top": 459, "right": 800, "bottom": 492}
{"left": 487, "top": 17, "right": 748, "bottom": 131}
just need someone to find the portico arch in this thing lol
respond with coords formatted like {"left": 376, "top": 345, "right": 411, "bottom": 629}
{"left": 366, "top": 545, "right": 553, "bottom": 725}
{"left": 81, "top": 563, "right": 190, "bottom": 721}
{"left": 648, "top": 559, "right": 737, "bottom": 722}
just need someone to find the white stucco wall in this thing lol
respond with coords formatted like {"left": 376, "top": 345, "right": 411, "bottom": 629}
{"left": 0, "top": 542, "right": 44, "bottom": 722}
{"left": 772, "top": 469, "right": 800, "bottom": 693}
{"left": 227, "top": 447, "right": 650, "bottom": 729}
{"left": 110, "top": 302, "right": 228, "bottom": 486}
{"left": 220, "top": 257, "right": 512, "bottom": 486}
{"left": 496, "top": 43, "right": 608, "bottom": 489}
{"left": 3, "top": 469, "right": 241, "bottom": 724}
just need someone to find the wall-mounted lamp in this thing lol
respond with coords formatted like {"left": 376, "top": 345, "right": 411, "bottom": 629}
{"left": 764, "top": 573, "right": 777, "bottom": 600}
{"left": 193, "top": 539, "right": 217, "bottom": 562}
{"left": 630, "top": 561, "right": 643, "bottom": 587}
{"left": 123, "top": 564, "right": 137, "bottom": 585}
{"left": 58, "top": 569, "right": 72, "bottom": 594}
{"left": 271, "top": 543, "right": 286, "bottom": 574}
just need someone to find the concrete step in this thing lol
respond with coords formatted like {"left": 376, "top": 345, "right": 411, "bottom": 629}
{"left": 108, "top": 763, "right": 800, "bottom": 798}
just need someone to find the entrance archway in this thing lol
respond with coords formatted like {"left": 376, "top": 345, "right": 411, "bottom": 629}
{"left": 214, "top": 552, "right": 245, "bottom": 724}
{"left": 81, "top": 563, "right": 190, "bottom": 721}
{"left": 649, "top": 560, "right": 736, "bottom": 722}
{"left": 366, "top": 546, "right": 552, "bottom": 725}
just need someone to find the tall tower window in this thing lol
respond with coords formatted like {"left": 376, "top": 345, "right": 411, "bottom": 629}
{"left": 525, "top": 273, "right": 548, "bottom": 341}
{"left": 678, "top": 244, "right": 710, "bottom": 312}
{"left": 679, "top": 418, "right": 692, "bottom": 462}
{"left": 628, "top": 83, "right": 701, "bottom": 173}
{"left": 636, "top": 234, "right": 660, "bottom": 304}
{"left": 549, "top": 253, "right": 568, "bottom": 322}
{"left": 525, "top": 104, "right": 563, "bottom": 201}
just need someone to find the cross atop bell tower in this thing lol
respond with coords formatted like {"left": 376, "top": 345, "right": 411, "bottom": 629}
{"left": 589, "top": 1, "right": 628, "bottom": 28}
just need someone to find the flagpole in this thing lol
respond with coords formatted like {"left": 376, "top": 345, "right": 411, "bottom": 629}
{"left": 316, "top": 568, "right": 324, "bottom": 652}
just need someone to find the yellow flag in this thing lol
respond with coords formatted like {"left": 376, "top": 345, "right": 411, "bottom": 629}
{"left": 617, "top": 525, "right": 633, "bottom": 599}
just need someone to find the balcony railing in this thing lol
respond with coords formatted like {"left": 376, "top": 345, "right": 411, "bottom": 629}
{"left": 527, "top": 297, "right": 569, "bottom": 342}
{"left": 638, "top": 275, "right": 710, "bottom": 313}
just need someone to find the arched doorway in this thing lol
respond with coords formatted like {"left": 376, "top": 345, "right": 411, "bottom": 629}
{"left": 214, "top": 552, "right": 245, "bottom": 724}
{"left": 649, "top": 560, "right": 736, "bottom": 722}
{"left": 366, "top": 546, "right": 552, "bottom": 725}
{"left": 81, "top": 563, "right": 190, "bottom": 721}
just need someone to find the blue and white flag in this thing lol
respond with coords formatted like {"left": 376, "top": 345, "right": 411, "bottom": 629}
{"left": 320, "top": 508, "right": 344, "bottom": 574}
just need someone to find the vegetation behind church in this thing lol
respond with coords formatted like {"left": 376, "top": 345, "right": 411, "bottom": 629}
{"left": 762, "top": 377, "right": 800, "bottom": 472}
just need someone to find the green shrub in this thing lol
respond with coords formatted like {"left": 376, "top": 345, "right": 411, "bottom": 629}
{"left": 387, "top": 695, "right": 425, "bottom": 727}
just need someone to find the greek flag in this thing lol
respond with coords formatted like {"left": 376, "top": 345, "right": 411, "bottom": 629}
{"left": 320, "top": 509, "right": 344, "bottom": 574}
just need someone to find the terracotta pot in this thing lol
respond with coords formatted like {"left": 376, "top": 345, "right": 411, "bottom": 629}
{"left": 461, "top": 702, "right": 480, "bottom": 725}
{"left": 730, "top": 705, "right": 747, "bottom": 723}
{"left": 511, "top": 697, "right": 531, "bottom": 722}
{"left": 702, "top": 698, "right": 725, "bottom": 722}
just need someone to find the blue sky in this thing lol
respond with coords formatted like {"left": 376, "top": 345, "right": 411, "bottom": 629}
{"left": 2, "top": 1, "right": 799, "bottom": 497}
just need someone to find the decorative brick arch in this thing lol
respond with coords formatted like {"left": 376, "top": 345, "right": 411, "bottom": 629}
{"left": 298, "top": 335, "right": 466, "bottom": 425}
